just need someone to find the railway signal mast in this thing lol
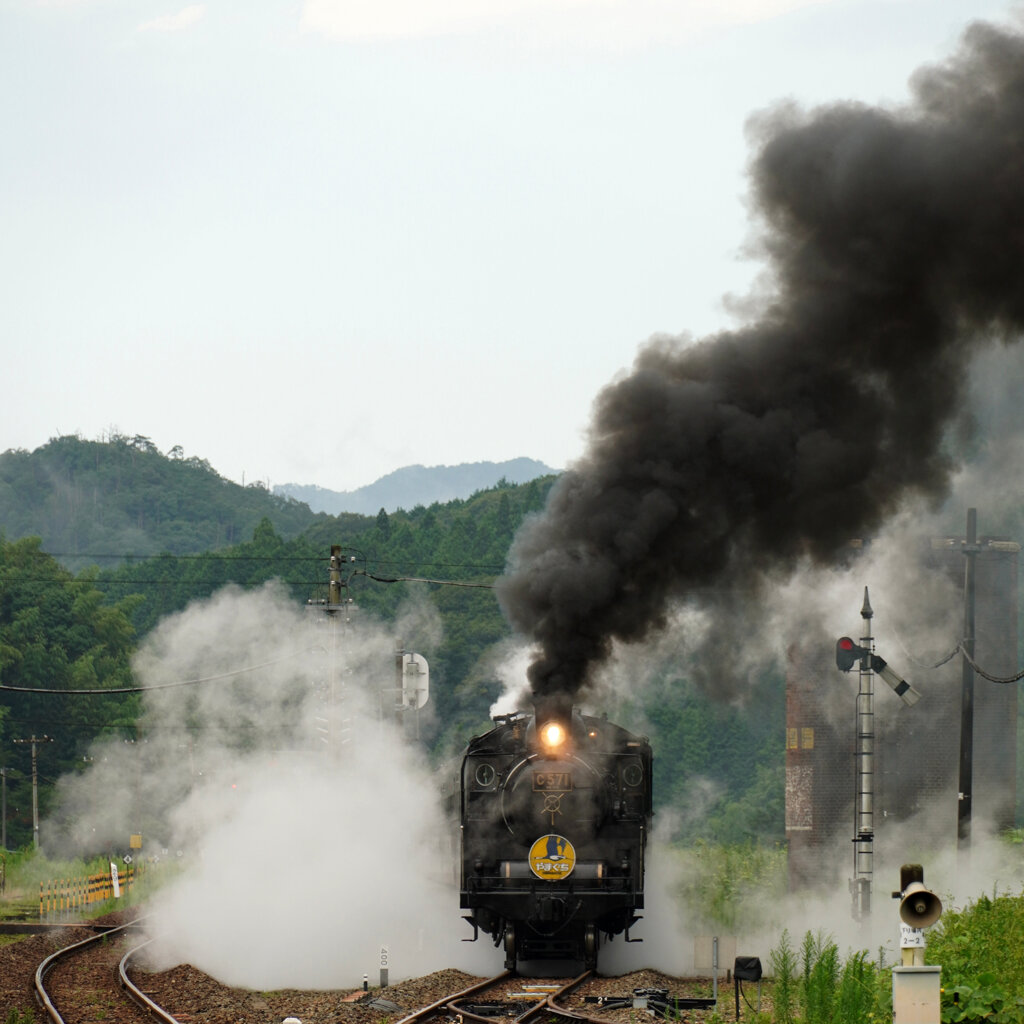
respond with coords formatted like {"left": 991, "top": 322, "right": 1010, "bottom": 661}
{"left": 836, "top": 591, "right": 920, "bottom": 922}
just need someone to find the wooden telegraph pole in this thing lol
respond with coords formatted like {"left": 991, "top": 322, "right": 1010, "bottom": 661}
{"left": 12, "top": 736, "right": 54, "bottom": 850}
{"left": 958, "top": 508, "right": 979, "bottom": 861}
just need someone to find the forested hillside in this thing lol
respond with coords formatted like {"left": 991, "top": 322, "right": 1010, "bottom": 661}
{"left": 96, "top": 477, "right": 559, "bottom": 745}
{"left": 0, "top": 434, "right": 321, "bottom": 565}
{"left": 0, "top": 469, "right": 784, "bottom": 852}
{"left": 0, "top": 537, "right": 142, "bottom": 849}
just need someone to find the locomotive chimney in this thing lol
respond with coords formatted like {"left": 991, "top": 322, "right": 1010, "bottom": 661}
{"left": 534, "top": 693, "right": 572, "bottom": 726}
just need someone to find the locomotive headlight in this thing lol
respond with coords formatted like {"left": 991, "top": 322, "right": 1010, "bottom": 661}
{"left": 541, "top": 722, "right": 567, "bottom": 749}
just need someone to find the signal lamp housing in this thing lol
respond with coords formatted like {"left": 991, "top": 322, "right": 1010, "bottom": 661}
{"left": 836, "top": 636, "right": 870, "bottom": 672}
{"left": 834, "top": 637, "right": 922, "bottom": 707}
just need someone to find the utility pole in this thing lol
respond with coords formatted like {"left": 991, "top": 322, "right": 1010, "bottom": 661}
{"left": 1, "top": 767, "right": 7, "bottom": 851}
{"left": 12, "top": 736, "right": 54, "bottom": 850}
{"left": 958, "top": 508, "right": 979, "bottom": 861}
{"left": 310, "top": 546, "right": 353, "bottom": 750}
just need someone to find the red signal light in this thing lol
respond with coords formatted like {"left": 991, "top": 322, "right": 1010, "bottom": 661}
{"left": 835, "top": 636, "right": 869, "bottom": 672}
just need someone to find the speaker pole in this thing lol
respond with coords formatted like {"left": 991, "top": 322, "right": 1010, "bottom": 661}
{"left": 892, "top": 864, "right": 942, "bottom": 1022}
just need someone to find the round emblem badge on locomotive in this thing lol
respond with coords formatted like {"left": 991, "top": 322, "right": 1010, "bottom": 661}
{"left": 528, "top": 834, "right": 576, "bottom": 880}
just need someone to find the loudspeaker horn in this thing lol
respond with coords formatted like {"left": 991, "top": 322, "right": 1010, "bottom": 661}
{"left": 899, "top": 881, "right": 942, "bottom": 928}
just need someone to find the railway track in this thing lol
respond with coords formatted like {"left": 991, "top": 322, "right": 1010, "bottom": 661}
{"left": 395, "top": 969, "right": 719, "bottom": 1024}
{"left": 18, "top": 921, "right": 727, "bottom": 1024}
{"left": 33, "top": 917, "right": 177, "bottom": 1024}
{"left": 396, "top": 970, "right": 594, "bottom": 1024}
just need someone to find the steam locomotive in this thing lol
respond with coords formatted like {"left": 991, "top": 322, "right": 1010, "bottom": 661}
{"left": 458, "top": 696, "right": 652, "bottom": 970}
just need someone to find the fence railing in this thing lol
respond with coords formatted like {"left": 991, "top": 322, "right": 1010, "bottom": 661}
{"left": 38, "top": 863, "right": 140, "bottom": 919}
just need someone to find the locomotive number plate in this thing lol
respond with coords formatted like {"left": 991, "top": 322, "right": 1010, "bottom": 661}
{"left": 533, "top": 771, "right": 572, "bottom": 792}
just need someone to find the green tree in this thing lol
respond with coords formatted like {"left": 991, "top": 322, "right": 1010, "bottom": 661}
{"left": 0, "top": 536, "right": 140, "bottom": 848}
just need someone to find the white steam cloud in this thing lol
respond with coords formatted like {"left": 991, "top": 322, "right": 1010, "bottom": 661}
{"left": 51, "top": 582, "right": 495, "bottom": 986}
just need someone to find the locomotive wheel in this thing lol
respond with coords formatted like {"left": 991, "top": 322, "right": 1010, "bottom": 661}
{"left": 504, "top": 924, "right": 517, "bottom": 972}
{"left": 584, "top": 924, "right": 599, "bottom": 969}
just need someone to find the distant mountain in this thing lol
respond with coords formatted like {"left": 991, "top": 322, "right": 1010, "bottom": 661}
{"left": 275, "top": 458, "right": 558, "bottom": 514}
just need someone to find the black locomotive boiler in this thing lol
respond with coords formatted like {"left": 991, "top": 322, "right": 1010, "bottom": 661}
{"left": 459, "top": 696, "right": 652, "bottom": 970}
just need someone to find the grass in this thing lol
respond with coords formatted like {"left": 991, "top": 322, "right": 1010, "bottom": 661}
{"left": 0, "top": 845, "right": 171, "bottom": 922}
{"left": 671, "top": 838, "right": 1024, "bottom": 1023}
{"left": 670, "top": 839, "right": 788, "bottom": 931}
{"left": 762, "top": 930, "right": 887, "bottom": 1024}
{"left": 926, "top": 889, "right": 1024, "bottom": 1023}
{"left": 753, "top": 890, "right": 1024, "bottom": 1023}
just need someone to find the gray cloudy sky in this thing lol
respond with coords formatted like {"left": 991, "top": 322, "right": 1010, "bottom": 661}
{"left": 2, "top": 0, "right": 1016, "bottom": 490}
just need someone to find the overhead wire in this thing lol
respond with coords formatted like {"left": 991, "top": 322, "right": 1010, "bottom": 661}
{"left": 882, "top": 630, "right": 1024, "bottom": 683}
{"left": 353, "top": 569, "right": 496, "bottom": 590}
{"left": 43, "top": 553, "right": 324, "bottom": 562}
{"left": 887, "top": 626, "right": 961, "bottom": 670}
{"left": 958, "top": 645, "right": 1024, "bottom": 684}
{"left": 0, "top": 647, "right": 325, "bottom": 695}
{"left": 41, "top": 552, "right": 506, "bottom": 571}
{"left": 1, "top": 555, "right": 504, "bottom": 587}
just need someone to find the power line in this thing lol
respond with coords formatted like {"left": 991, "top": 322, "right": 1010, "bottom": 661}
{"left": 0, "top": 577, "right": 332, "bottom": 586}
{"left": 43, "top": 553, "right": 324, "bottom": 562}
{"left": 0, "top": 648, "right": 323, "bottom": 695}
{"left": 959, "top": 644, "right": 1024, "bottom": 684}
{"left": 886, "top": 630, "right": 1024, "bottom": 684}
{"left": 41, "top": 552, "right": 506, "bottom": 570}
{"left": 354, "top": 570, "right": 496, "bottom": 590}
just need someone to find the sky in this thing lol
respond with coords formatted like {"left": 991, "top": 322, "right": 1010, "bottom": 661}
{"left": 2, "top": 0, "right": 1020, "bottom": 492}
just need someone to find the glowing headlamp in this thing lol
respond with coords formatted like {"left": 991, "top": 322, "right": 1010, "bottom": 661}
{"left": 541, "top": 721, "right": 567, "bottom": 749}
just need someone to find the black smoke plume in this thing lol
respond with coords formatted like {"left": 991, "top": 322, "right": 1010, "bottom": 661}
{"left": 497, "top": 19, "right": 1024, "bottom": 703}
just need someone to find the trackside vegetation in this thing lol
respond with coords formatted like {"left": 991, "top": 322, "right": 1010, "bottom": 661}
{"left": 745, "top": 888, "right": 1024, "bottom": 1024}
